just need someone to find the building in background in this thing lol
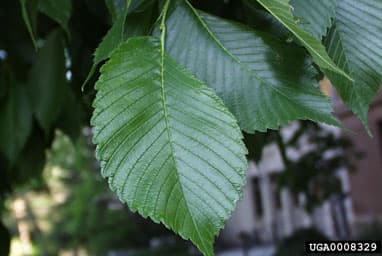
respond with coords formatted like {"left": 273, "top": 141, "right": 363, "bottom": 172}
{"left": 219, "top": 137, "right": 352, "bottom": 247}
{"left": 218, "top": 83, "right": 382, "bottom": 248}
{"left": 335, "top": 90, "right": 382, "bottom": 232}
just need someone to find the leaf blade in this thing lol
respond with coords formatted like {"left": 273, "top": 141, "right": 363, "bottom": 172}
{"left": 290, "top": 0, "right": 337, "bottom": 39}
{"left": 38, "top": 0, "right": 72, "bottom": 37}
{"left": 254, "top": 0, "right": 352, "bottom": 81}
{"left": 92, "top": 37, "right": 248, "bottom": 256}
{"left": 162, "top": 1, "right": 341, "bottom": 132}
{"left": 325, "top": 0, "right": 382, "bottom": 133}
{"left": 82, "top": 0, "right": 154, "bottom": 89}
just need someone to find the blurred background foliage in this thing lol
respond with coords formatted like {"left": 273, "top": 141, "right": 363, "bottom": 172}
{"left": 5, "top": 131, "right": 193, "bottom": 255}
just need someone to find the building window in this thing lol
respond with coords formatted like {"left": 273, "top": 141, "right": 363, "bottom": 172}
{"left": 252, "top": 178, "right": 263, "bottom": 218}
{"left": 270, "top": 173, "right": 282, "bottom": 210}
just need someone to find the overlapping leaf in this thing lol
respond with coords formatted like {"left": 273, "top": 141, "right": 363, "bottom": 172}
{"left": 291, "top": 0, "right": 337, "bottom": 39}
{"left": 38, "top": 0, "right": 72, "bottom": 36}
{"left": 253, "top": 0, "right": 351, "bottom": 80}
{"left": 92, "top": 37, "right": 247, "bottom": 256}
{"left": 325, "top": 0, "right": 382, "bottom": 133}
{"left": 28, "top": 29, "right": 68, "bottom": 132}
{"left": 83, "top": 0, "right": 154, "bottom": 88}
{"left": 0, "top": 80, "right": 32, "bottom": 163}
{"left": 163, "top": 1, "right": 340, "bottom": 132}
{"left": 20, "top": 0, "right": 38, "bottom": 49}
{"left": 105, "top": 0, "right": 126, "bottom": 21}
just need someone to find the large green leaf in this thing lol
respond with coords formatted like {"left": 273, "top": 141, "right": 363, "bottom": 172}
{"left": 290, "top": 0, "right": 337, "bottom": 39}
{"left": 0, "top": 80, "right": 32, "bottom": 164}
{"left": 28, "top": 29, "right": 68, "bottom": 132}
{"left": 325, "top": 0, "right": 382, "bottom": 133}
{"left": 92, "top": 37, "right": 247, "bottom": 256}
{"left": 163, "top": 1, "right": 340, "bottom": 132}
{"left": 38, "top": 0, "right": 72, "bottom": 37}
{"left": 253, "top": 0, "right": 351, "bottom": 81}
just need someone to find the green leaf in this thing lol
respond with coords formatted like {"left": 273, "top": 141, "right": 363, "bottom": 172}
{"left": 0, "top": 80, "right": 32, "bottom": 164}
{"left": 128, "top": 0, "right": 156, "bottom": 13}
{"left": 28, "top": 29, "right": 68, "bottom": 132}
{"left": 83, "top": 0, "right": 154, "bottom": 89}
{"left": 162, "top": 1, "right": 340, "bottom": 132}
{"left": 82, "top": 0, "right": 129, "bottom": 88}
{"left": 290, "top": 0, "right": 337, "bottom": 39}
{"left": 105, "top": 0, "right": 125, "bottom": 21}
{"left": 92, "top": 37, "right": 248, "bottom": 256}
{"left": 38, "top": 0, "right": 72, "bottom": 37}
{"left": 253, "top": 0, "right": 352, "bottom": 81}
{"left": 93, "top": 2, "right": 128, "bottom": 68}
{"left": 105, "top": 0, "right": 155, "bottom": 18}
{"left": 20, "top": 0, "right": 39, "bottom": 49}
{"left": 325, "top": 0, "right": 382, "bottom": 134}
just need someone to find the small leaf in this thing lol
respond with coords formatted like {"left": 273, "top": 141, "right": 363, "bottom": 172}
{"left": 28, "top": 29, "right": 68, "bottom": 132}
{"left": 0, "top": 79, "right": 33, "bottom": 164}
{"left": 162, "top": 1, "right": 341, "bottom": 132}
{"left": 290, "top": 0, "right": 337, "bottom": 39}
{"left": 83, "top": 0, "right": 154, "bottom": 89}
{"left": 105, "top": 0, "right": 125, "bottom": 21}
{"left": 92, "top": 37, "right": 248, "bottom": 256}
{"left": 93, "top": 2, "right": 129, "bottom": 67}
{"left": 128, "top": 0, "right": 156, "bottom": 13}
{"left": 253, "top": 0, "right": 352, "bottom": 81}
{"left": 20, "top": 0, "right": 39, "bottom": 49}
{"left": 38, "top": 0, "right": 72, "bottom": 37}
{"left": 325, "top": 0, "right": 382, "bottom": 134}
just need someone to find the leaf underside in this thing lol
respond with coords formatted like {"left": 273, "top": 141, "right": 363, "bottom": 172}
{"left": 325, "top": 0, "right": 382, "bottom": 133}
{"left": 92, "top": 37, "right": 248, "bottom": 256}
{"left": 163, "top": 1, "right": 340, "bottom": 133}
{"left": 254, "top": 0, "right": 351, "bottom": 81}
{"left": 291, "top": 0, "right": 337, "bottom": 39}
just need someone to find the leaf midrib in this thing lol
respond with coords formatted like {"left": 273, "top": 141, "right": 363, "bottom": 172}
{"left": 160, "top": 2, "right": 211, "bottom": 253}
